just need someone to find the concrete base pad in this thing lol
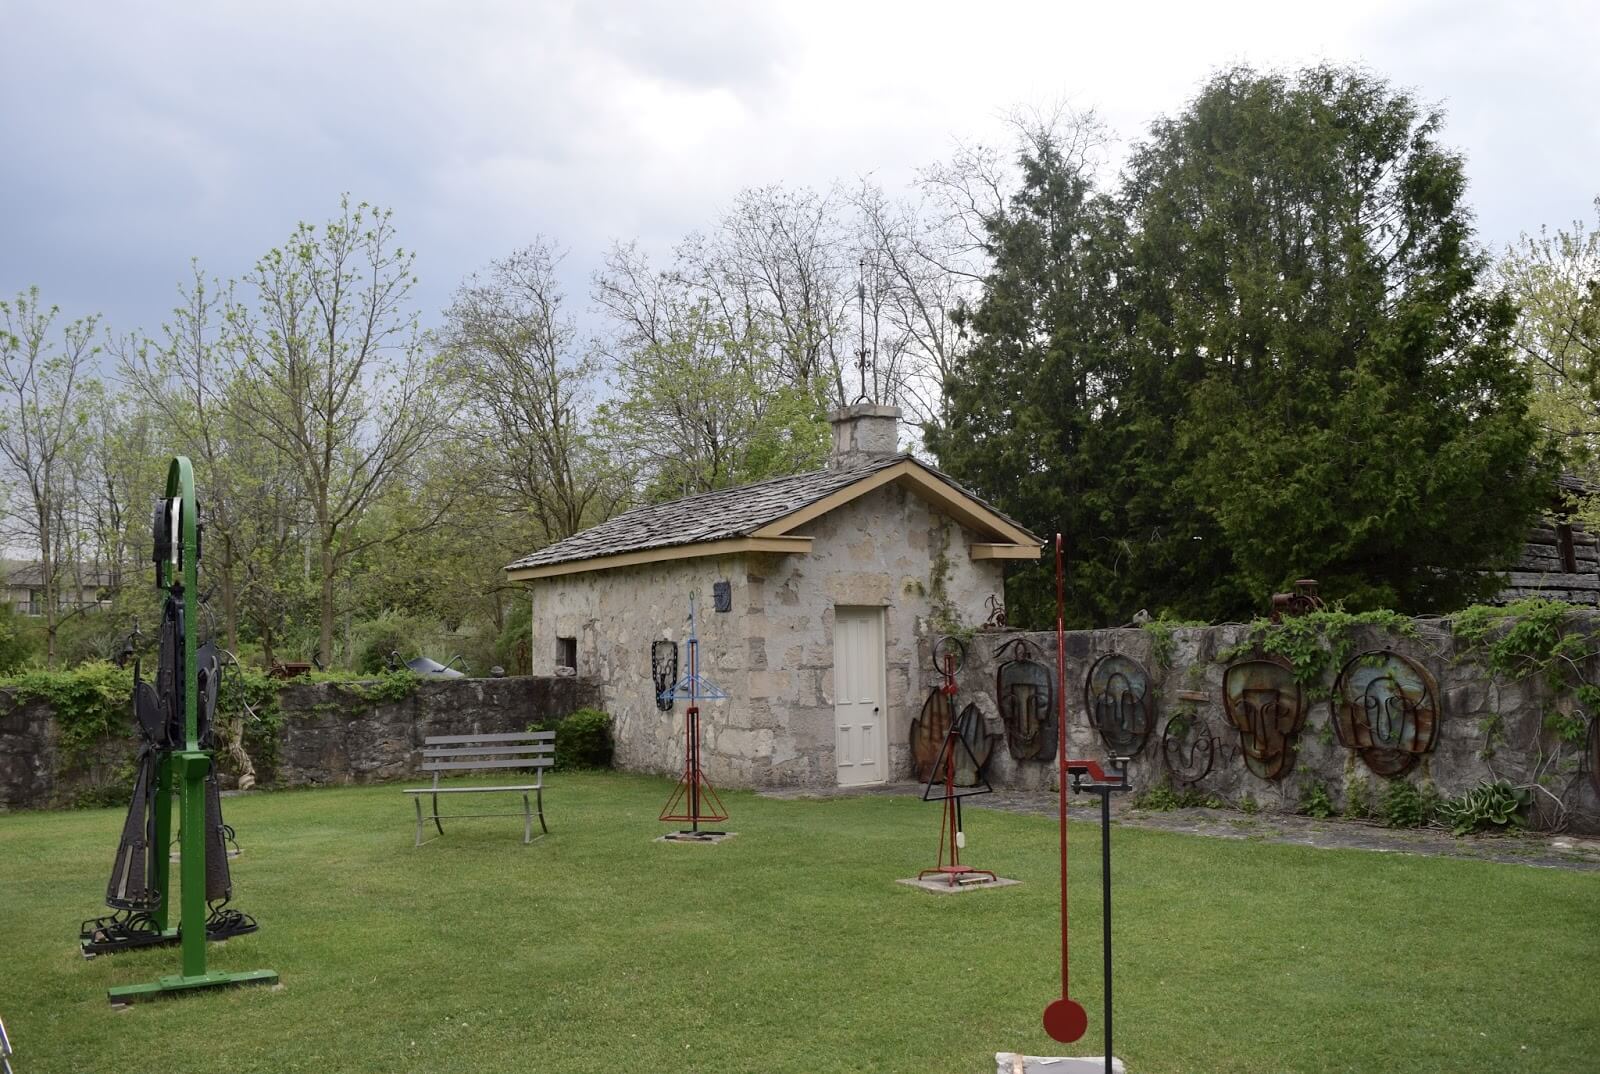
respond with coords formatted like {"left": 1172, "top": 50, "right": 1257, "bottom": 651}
{"left": 897, "top": 875, "right": 1020, "bottom": 894}
{"left": 656, "top": 831, "right": 738, "bottom": 844}
{"left": 994, "top": 1053, "right": 1125, "bottom": 1074}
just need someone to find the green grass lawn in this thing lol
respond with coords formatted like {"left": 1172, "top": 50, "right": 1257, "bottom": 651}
{"left": 2, "top": 772, "right": 1597, "bottom": 1073}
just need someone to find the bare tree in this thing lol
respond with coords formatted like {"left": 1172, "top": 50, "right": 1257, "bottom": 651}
{"left": 443, "top": 241, "right": 614, "bottom": 544}
{"left": 0, "top": 287, "right": 100, "bottom": 666}
{"left": 226, "top": 197, "right": 450, "bottom": 665}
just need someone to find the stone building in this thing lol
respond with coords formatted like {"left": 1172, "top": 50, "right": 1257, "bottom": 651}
{"left": 505, "top": 404, "right": 1040, "bottom": 788}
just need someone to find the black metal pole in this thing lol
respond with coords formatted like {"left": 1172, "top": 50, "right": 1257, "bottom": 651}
{"left": 1101, "top": 788, "right": 1113, "bottom": 1074}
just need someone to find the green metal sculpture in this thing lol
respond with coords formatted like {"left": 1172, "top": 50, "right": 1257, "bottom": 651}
{"left": 82, "top": 457, "right": 277, "bottom": 1004}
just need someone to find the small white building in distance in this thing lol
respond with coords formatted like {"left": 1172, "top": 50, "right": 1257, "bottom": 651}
{"left": 505, "top": 404, "right": 1041, "bottom": 789}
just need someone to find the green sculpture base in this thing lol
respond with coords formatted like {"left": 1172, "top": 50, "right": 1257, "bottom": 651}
{"left": 107, "top": 968, "right": 278, "bottom": 1006}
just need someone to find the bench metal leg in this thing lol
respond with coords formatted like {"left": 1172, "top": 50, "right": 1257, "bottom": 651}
{"left": 431, "top": 792, "right": 445, "bottom": 838}
{"left": 536, "top": 785, "right": 547, "bottom": 834}
{"left": 414, "top": 796, "right": 424, "bottom": 847}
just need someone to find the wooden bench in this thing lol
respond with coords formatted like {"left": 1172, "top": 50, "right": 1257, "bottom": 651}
{"left": 403, "top": 732, "right": 553, "bottom": 846}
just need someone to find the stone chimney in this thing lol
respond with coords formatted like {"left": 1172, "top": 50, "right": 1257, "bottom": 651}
{"left": 827, "top": 403, "right": 902, "bottom": 470}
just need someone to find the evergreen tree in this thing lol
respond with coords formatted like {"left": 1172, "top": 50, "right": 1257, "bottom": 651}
{"left": 933, "top": 65, "right": 1554, "bottom": 625}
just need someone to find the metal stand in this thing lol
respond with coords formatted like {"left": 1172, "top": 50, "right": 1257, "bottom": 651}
{"left": 1041, "top": 534, "right": 1130, "bottom": 1074}
{"left": 104, "top": 458, "right": 277, "bottom": 1005}
{"left": 917, "top": 649, "right": 996, "bottom": 885}
{"left": 658, "top": 596, "right": 730, "bottom": 840}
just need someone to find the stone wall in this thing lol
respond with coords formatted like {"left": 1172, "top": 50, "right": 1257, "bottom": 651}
{"left": 530, "top": 481, "right": 1006, "bottom": 788}
{"left": 0, "top": 675, "right": 599, "bottom": 811}
{"left": 917, "top": 620, "right": 1600, "bottom": 833}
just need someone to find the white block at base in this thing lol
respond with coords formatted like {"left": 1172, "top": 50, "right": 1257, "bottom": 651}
{"left": 994, "top": 1053, "right": 1126, "bottom": 1074}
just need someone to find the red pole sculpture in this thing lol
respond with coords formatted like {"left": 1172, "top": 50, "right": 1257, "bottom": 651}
{"left": 1041, "top": 535, "right": 1128, "bottom": 1071}
{"left": 916, "top": 650, "right": 997, "bottom": 886}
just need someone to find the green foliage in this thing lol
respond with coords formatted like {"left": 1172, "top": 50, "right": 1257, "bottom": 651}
{"left": 1132, "top": 778, "right": 1219, "bottom": 811}
{"left": 1238, "top": 793, "right": 1259, "bottom": 815}
{"left": 351, "top": 610, "right": 439, "bottom": 674}
{"left": 930, "top": 64, "right": 1552, "bottom": 626}
{"left": 1436, "top": 780, "right": 1531, "bottom": 836}
{"left": 1299, "top": 781, "right": 1335, "bottom": 819}
{"left": 530, "top": 707, "right": 614, "bottom": 770}
{"left": 0, "top": 662, "right": 134, "bottom": 762}
{"left": 1141, "top": 616, "right": 1204, "bottom": 669}
{"left": 1380, "top": 779, "right": 1442, "bottom": 828}
{"left": 329, "top": 670, "right": 422, "bottom": 706}
{"left": 1219, "top": 608, "right": 1419, "bottom": 691}
{"left": 1342, "top": 776, "right": 1372, "bottom": 820}
{"left": 1453, "top": 599, "right": 1600, "bottom": 751}
{"left": 0, "top": 603, "right": 38, "bottom": 673}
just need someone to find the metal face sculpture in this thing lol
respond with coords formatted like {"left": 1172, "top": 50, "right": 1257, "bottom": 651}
{"left": 1085, "top": 653, "right": 1155, "bottom": 758}
{"left": 1222, "top": 655, "right": 1306, "bottom": 781}
{"left": 1161, "top": 712, "right": 1216, "bottom": 785}
{"left": 650, "top": 640, "right": 678, "bottom": 713}
{"left": 911, "top": 696, "right": 998, "bottom": 785}
{"left": 1332, "top": 650, "right": 1440, "bottom": 778}
{"left": 997, "top": 637, "right": 1056, "bottom": 762}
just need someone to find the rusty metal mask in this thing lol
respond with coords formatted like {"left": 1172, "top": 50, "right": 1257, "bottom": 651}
{"left": 1222, "top": 656, "right": 1306, "bottom": 781}
{"left": 1161, "top": 712, "right": 1216, "bottom": 785}
{"left": 1332, "top": 650, "right": 1440, "bottom": 778}
{"left": 997, "top": 638, "right": 1056, "bottom": 762}
{"left": 1085, "top": 653, "right": 1155, "bottom": 758}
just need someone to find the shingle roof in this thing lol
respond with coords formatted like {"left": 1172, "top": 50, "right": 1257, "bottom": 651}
{"left": 507, "top": 454, "right": 1032, "bottom": 572}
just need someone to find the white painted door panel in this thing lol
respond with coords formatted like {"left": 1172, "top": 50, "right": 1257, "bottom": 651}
{"left": 833, "top": 607, "right": 886, "bottom": 786}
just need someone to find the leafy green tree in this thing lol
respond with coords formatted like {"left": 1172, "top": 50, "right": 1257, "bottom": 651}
{"left": 1498, "top": 197, "right": 1600, "bottom": 522}
{"left": 1132, "top": 65, "right": 1552, "bottom": 615}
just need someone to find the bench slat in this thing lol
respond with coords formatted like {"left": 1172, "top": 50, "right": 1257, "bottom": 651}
{"left": 403, "top": 785, "right": 540, "bottom": 794}
{"left": 422, "top": 745, "right": 553, "bottom": 759}
{"left": 423, "top": 732, "right": 554, "bottom": 745}
{"left": 422, "top": 758, "right": 553, "bottom": 771}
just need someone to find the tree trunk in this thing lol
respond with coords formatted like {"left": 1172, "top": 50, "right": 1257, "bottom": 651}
{"left": 319, "top": 541, "right": 336, "bottom": 668}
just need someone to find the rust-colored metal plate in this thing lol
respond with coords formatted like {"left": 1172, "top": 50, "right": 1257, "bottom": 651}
{"left": 911, "top": 689, "right": 953, "bottom": 783}
{"left": 1332, "top": 649, "right": 1440, "bottom": 778}
{"left": 1085, "top": 652, "right": 1155, "bottom": 758}
{"left": 1222, "top": 656, "right": 1306, "bottom": 781}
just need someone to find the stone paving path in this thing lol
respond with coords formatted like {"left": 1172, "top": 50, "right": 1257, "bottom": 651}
{"left": 758, "top": 782, "right": 1600, "bottom": 872}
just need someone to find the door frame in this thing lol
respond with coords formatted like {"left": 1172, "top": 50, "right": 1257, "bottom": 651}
{"left": 833, "top": 604, "right": 889, "bottom": 787}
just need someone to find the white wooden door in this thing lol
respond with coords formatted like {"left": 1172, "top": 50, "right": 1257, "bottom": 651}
{"left": 833, "top": 606, "right": 887, "bottom": 786}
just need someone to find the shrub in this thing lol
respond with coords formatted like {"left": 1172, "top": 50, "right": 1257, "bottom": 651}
{"left": 350, "top": 611, "right": 436, "bottom": 674}
{"left": 1436, "top": 780, "right": 1530, "bottom": 836}
{"left": 1342, "top": 776, "right": 1372, "bottom": 820}
{"left": 531, "top": 707, "right": 613, "bottom": 770}
{"left": 1299, "top": 780, "right": 1335, "bottom": 819}
{"left": 1380, "top": 778, "right": 1440, "bottom": 828}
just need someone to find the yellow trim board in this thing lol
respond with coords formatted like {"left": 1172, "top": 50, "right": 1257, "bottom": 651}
{"left": 751, "top": 460, "right": 1040, "bottom": 547}
{"left": 505, "top": 536, "right": 814, "bottom": 581}
{"left": 971, "top": 542, "right": 1042, "bottom": 561}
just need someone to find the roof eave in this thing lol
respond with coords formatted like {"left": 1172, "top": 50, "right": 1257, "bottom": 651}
{"left": 505, "top": 535, "right": 814, "bottom": 581}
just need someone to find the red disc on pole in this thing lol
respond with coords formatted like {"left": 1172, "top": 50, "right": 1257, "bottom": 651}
{"left": 1043, "top": 996, "right": 1088, "bottom": 1043}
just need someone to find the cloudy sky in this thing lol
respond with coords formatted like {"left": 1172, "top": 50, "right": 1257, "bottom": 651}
{"left": 2, "top": 0, "right": 1596, "bottom": 340}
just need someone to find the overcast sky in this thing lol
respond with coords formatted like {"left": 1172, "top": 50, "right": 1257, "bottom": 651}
{"left": 2, "top": 0, "right": 1596, "bottom": 342}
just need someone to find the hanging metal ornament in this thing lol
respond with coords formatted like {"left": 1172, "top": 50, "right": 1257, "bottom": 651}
{"left": 650, "top": 640, "right": 678, "bottom": 713}
{"left": 1085, "top": 653, "right": 1156, "bottom": 758}
{"left": 1161, "top": 712, "right": 1217, "bottom": 785}
{"left": 996, "top": 637, "right": 1056, "bottom": 762}
{"left": 1222, "top": 655, "right": 1306, "bottom": 781}
{"left": 1330, "top": 650, "right": 1440, "bottom": 778}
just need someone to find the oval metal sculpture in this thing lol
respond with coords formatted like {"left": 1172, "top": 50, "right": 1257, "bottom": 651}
{"left": 1222, "top": 655, "right": 1306, "bottom": 781}
{"left": 997, "top": 637, "right": 1056, "bottom": 762}
{"left": 1161, "top": 712, "right": 1216, "bottom": 785}
{"left": 651, "top": 640, "right": 678, "bottom": 713}
{"left": 1331, "top": 649, "right": 1440, "bottom": 777}
{"left": 911, "top": 695, "right": 998, "bottom": 785}
{"left": 1085, "top": 652, "right": 1155, "bottom": 758}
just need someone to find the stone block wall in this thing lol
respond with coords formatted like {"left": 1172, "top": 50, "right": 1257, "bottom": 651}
{"left": 0, "top": 675, "right": 599, "bottom": 810}
{"left": 917, "top": 620, "right": 1600, "bottom": 833}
